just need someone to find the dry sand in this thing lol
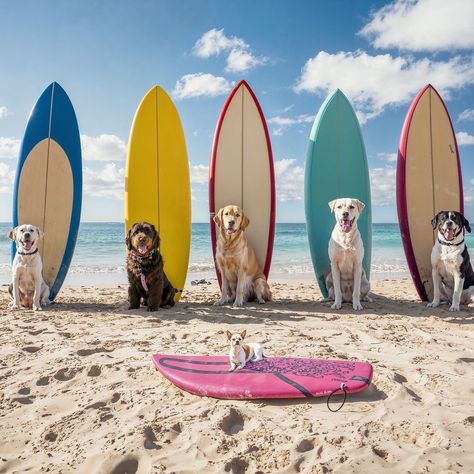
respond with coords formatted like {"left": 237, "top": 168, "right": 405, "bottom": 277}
{"left": 0, "top": 279, "right": 473, "bottom": 473}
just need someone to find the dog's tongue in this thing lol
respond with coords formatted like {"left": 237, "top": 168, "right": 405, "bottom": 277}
{"left": 138, "top": 243, "right": 147, "bottom": 255}
{"left": 23, "top": 241, "right": 32, "bottom": 251}
{"left": 444, "top": 228, "right": 455, "bottom": 241}
{"left": 341, "top": 219, "right": 352, "bottom": 233}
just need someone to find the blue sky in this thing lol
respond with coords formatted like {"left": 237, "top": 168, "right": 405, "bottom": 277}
{"left": 0, "top": 0, "right": 474, "bottom": 223}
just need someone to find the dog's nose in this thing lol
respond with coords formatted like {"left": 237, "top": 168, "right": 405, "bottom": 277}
{"left": 24, "top": 233, "right": 30, "bottom": 239}
{"left": 342, "top": 212, "right": 349, "bottom": 219}
{"left": 228, "top": 220, "right": 235, "bottom": 226}
{"left": 446, "top": 221, "right": 454, "bottom": 228}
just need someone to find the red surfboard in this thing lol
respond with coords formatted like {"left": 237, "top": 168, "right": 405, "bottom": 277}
{"left": 152, "top": 354, "right": 372, "bottom": 400}
{"left": 397, "top": 84, "right": 463, "bottom": 301}
{"left": 209, "top": 80, "right": 275, "bottom": 285}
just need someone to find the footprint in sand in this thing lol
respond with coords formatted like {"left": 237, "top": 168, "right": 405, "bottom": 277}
{"left": 22, "top": 346, "right": 42, "bottom": 353}
{"left": 36, "top": 376, "right": 50, "bottom": 386}
{"left": 87, "top": 365, "right": 101, "bottom": 377}
{"left": 53, "top": 368, "right": 78, "bottom": 381}
{"left": 219, "top": 408, "right": 245, "bottom": 435}
{"left": 224, "top": 457, "right": 248, "bottom": 474}
{"left": 110, "top": 457, "right": 139, "bottom": 474}
{"left": 296, "top": 439, "right": 314, "bottom": 453}
{"left": 77, "top": 347, "right": 114, "bottom": 356}
{"left": 143, "top": 426, "right": 161, "bottom": 450}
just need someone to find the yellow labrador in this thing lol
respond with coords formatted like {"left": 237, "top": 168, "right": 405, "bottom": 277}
{"left": 213, "top": 205, "right": 271, "bottom": 307}
{"left": 325, "top": 198, "right": 371, "bottom": 310}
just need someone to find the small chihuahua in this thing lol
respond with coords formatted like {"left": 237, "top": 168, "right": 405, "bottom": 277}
{"left": 227, "top": 330, "right": 264, "bottom": 371}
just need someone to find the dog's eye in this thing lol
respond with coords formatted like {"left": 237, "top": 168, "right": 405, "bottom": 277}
{"left": 236, "top": 214, "right": 240, "bottom": 218}
{"left": 225, "top": 212, "right": 229, "bottom": 216}
{"left": 349, "top": 205, "right": 355, "bottom": 209}
{"left": 20, "top": 229, "right": 24, "bottom": 233}
{"left": 337, "top": 205, "right": 342, "bottom": 209}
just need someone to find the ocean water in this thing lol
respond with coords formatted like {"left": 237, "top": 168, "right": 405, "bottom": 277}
{"left": 1, "top": 222, "right": 473, "bottom": 286}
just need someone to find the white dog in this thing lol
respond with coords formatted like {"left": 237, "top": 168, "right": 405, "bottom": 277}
{"left": 8, "top": 224, "right": 50, "bottom": 311}
{"left": 428, "top": 211, "right": 474, "bottom": 312}
{"left": 325, "top": 198, "right": 371, "bottom": 311}
{"left": 227, "top": 330, "right": 264, "bottom": 371}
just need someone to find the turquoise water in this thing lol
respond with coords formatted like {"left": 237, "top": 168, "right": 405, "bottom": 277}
{"left": 1, "top": 222, "right": 473, "bottom": 286}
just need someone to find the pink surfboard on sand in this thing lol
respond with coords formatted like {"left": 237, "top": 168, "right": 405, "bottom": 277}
{"left": 152, "top": 354, "right": 372, "bottom": 400}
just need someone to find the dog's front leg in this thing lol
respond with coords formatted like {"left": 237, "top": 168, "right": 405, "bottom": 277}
{"left": 128, "top": 285, "right": 141, "bottom": 309}
{"left": 11, "top": 271, "right": 20, "bottom": 310}
{"left": 214, "top": 273, "right": 231, "bottom": 305}
{"left": 427, "top": 269, "right": 442, "bottom": 308}
{"left": 352, "top": 264, "right": 363, "bottom": 311}
{"left": 233, "top": 271, "right": 246, "bottom": 307}
{"left": 147, "top": 280, "right": 164, "bottom": 312}
{"left": 449, "top": 272, "right": 464, "bottom": 312}
{"left": 32, "top": 270, "right": 43, "bottom": 311}
{"left": 330, "top": 263, "right": 342, "bottom": 310}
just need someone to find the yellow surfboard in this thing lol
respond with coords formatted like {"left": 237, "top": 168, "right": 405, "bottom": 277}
{"left": 125, "top": 86, "right": 191, "bottom": 302}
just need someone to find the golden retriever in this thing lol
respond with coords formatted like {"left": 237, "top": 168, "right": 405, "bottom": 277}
{"left": 213, "top": 205, "right": 271, "bottom": 307}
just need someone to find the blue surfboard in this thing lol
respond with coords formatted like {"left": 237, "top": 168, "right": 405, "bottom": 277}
{"left": 305, "top": 89, "right": 372, "bottom": 298}
{"left": 12, "top": 82, "right": 82, "bottom": 300}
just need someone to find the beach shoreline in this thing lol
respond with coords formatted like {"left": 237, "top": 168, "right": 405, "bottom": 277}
{"left": 0, "top": 279, "right": 473, "bottom": 473}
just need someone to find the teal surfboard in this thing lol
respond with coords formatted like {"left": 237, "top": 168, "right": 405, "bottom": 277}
{"left": 305, "top": 89, "right": 372, "bottom": 298}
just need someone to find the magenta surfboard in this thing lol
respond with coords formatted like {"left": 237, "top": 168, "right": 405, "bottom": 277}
{"left": 152, "top": 354, "right": 372, "bottom": 399}
{"left": 397, "top": 84, "right": 463, "bottom": 301}
{"left": 209, "top": 80, "right": 275, "bottom": 286}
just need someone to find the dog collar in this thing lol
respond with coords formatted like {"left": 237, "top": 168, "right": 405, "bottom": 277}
{"left": 17, "top": 248, "right": 39, "bottom": 256}
{"left": 131, "top": 249, "right": 156, "bottom": 261}
{"left": 438, "top": 238, "right": 464, "bottom": 247}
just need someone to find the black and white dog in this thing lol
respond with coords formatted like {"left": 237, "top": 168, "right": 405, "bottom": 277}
{"left": 428, "top": 211, "right": 474, "bottom": 311}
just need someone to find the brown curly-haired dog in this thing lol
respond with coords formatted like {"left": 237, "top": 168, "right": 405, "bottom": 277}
{"left": 126, "top": 222, "right": 175, "bottom": 311}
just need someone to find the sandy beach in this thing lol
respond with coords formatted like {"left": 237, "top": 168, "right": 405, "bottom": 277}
{"left": 0, "top": 279, "right": 473, "bottom": 473}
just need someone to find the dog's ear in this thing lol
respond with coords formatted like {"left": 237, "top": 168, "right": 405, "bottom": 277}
{"left": 36, "top": 227, "right": 44, "bottom": 239}
{"left": 7, "top": 228, "right": 16, "bottom": 240}
{"left": 240, "top": 330, "right": 246, "bottom": 339}
{"left": 328, "top": 200, "right": 337, "bottom": 213}
{"left": 463, "top": 215, "right": 471, "bottom": 233}
{"left": 125, "top": 227, "right": 133, "bottom": 250}
{"left": 241, "top": 212, "right": 250, "bottom": 230}
{"left": 355, "top": 199, "right": 365, "bottom": 213}
{"left": 213, "top": 208, "right": 224, "bottom": 228}
{"left": 226, "top": 330, "right": 233, "bottom": 341}
{"left": 431, "top": 213, "right": 441, "bottom": 230}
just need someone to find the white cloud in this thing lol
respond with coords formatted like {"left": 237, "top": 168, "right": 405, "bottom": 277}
{"left": 360, "top": 0, "right": 474, "bottom": 52}
{"left": 193, "top": 28, "right": 268, "bottom": 73}
{"left": 83, "top": 163, "right": 124, "bottom": 200}
{"left": 0, "top": 137, "right": 20, "bottom": 160}
{"left": 268, "top": 114, "right": 314, "bottom": 136}
{"left": 456, "top": 131, "right": 474, "bottom": 145}
{"left": 172, "top": 73, "right": 231, "bottom": 100}
{"left": 193, "top": 28, "right": 246, "bottom": 58}
{"left": 0, "top": 162, "right": 15, "bottom": 193}
{"left": 190, "top": 164, "right": 208, "bottom": 185}
{"left": 81, "top": 134, "right": 126, "bottom": 161}
{"left": 458, "top": 109, "right": 474, "bottom": 122}
{"left": 294, "top": 50, "right": 474, "bottom": 123}
{"left": 225, "top": 48, "right": 267, "bottom": 73}
{"left": 0, "top": 106, "right": 9, "bottom": 119}
{"left": 377, "top": 152, "right": 398, "bottom": 163}
{"left": 274, "top": 158, "right": 305, "bottom": 202}
{"left": 369, "top": 166, "right": 396, "bottom": 206}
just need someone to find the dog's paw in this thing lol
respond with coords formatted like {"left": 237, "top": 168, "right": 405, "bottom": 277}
{"left": 364, "top": 295, "right": 373, "bottom": 303}
{"left": 213, "top": 299, "right": 227, "bottom": 306}
{"left": 147, "top": 306, "right": 158, "bottom": 312}
{"left": 331, "top": 301, "right": 342, "bottom": 310}
{"left": 449, "top": 304, "right": 460, "bottom": 312}
{"left": 427, "top": 301, "right": 439, "bottom": 308}
{"left": 352, "top": 301, "right": 363, "bottom": 311}
{"left": 257, "top": 298, "right": 265, "bottom": 304}
{"left": 10, "top": 303, "right": 20, "bottom": 310}
{"left": 41, "top": 298, "right": 51, "bottom": 307}
{"left": 33, "top": 304, "right": 42, "bottom": 311}
{"left": 233, "top": 300, "right": 244, "bottom": 308}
